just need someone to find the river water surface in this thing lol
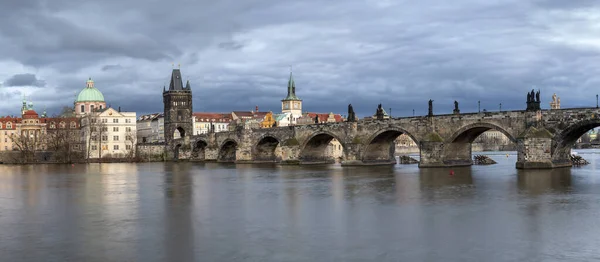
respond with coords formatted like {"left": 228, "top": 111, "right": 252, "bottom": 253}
{"left": 1, "top": 150, "right": 600, "bottom": 261}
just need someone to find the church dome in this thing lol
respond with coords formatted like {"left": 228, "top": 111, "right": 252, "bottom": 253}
{"left": 75, "top": 78, "right": 105, "bottom": 102}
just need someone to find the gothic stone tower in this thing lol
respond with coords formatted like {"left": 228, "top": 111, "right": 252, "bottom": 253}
{"left": 163, "top": 69, "right": 193, "bottom": 147}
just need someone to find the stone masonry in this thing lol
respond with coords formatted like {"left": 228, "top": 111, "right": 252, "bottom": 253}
{"left": 158, "top": 108, "right": 600, "bottom": 169}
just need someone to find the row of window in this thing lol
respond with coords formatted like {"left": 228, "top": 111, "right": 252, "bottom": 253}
{"left": 90, "top": 127, "right": 133, "bottom": 132}
{"left": 80, "top": 104, "right": 103, "bottom": 113}
{"left": 90, "top": 145, "right": 132, "bottom": 150}
{"left": 91, "top": 135, "right": 133, "bottom": 141}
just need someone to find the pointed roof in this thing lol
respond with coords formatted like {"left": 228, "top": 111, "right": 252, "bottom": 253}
{"left": 185, "top": 80, "right": 191, "bottom": 89}
{"left": 169, "top": 69, "right": 184, "bottom": 91}
{"left": 283, "top": 71, "right": 300, "bottom": 101}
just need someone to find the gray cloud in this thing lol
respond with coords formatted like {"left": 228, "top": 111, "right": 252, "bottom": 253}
{"left": 1, "top": 0, "right": 600, "bottom": 118}
{"left": 3, "top": 73, "right": 46, "bottom": 87}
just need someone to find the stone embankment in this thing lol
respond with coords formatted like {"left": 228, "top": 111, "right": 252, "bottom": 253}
{"left": 473, "top": 155, "right": 497, "bottom": 165}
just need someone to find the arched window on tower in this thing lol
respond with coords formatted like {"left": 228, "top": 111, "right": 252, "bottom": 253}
{"left": 81, "top": 105, "right": 85, "bottom": 113}
{"left": 99, "top": 105, "right": 103, "bottom": 110}
{"left": 90, "top": 105, "right": 95, "bottom": 112}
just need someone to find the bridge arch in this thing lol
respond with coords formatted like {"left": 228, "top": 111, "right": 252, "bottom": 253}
{"left": 254, "top": 135, "right": 281, "bottom": 162}
{"left": 218, "top": 139, "right": 238, "bottom": 162}
{"left": 192, "top": 139, "right": 208, "bottom": 160}
{"left": 174, "top": 126, "right": 186, "bottom": 139}
{"left": 362, "top": 127, "right": 419, "bottom": 164}
{"left": 443, "top": 122, "right": 516, "bottom": 166}
{"left": 447, "top": 122, "right": 516, "bottom": 144}
{"left": 174, "top": 143, "right": 182, "bottom": 160}
{"left": 299, "top": 131, "right": 345, "bottom": 164}
{"left": 552, "top": 119, "right": 600, "bottom": 162}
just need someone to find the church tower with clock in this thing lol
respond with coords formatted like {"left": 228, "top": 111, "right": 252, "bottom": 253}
{"left": 281, "top": 71, "right": 302, "bottom": 123}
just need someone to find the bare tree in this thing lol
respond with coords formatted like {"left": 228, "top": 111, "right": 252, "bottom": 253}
{"left": 82, "top": 113, "right": 107, "bottom": 162}
{"left": 10, "top": 130, "right": 46, "bottom": 163}
{"left": 125, "top": 129, "right": 137, "bottom": 161}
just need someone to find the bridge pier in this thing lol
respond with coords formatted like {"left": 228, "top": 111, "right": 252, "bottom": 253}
{"left": 516, "top": 132, "right": 555, "bottom": 169}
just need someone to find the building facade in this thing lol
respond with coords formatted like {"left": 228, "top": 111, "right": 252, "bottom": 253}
{"left": 193, "top": 112, "right": 231, "bottom": 134}
{"left": 80, "top": 107, "right": 136, "bottom": 158}
{"left": 0, "top": 116, "right": 20, "bottom": 151}
{"left": 137, "top": 113, "right": 164, "bottom": 143}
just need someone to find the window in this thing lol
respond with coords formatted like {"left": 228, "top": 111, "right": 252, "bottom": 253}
{"left": 101, "top": 119, "right": 107, "bottom": 123}
{"left": 113, "top": 119, "right": 118, "bottom": 123}
{"left": 91, "top": 127, "right": 97, "bottom": 132}
{"left": 125, "top": 119, "right": 131, "bottom": 123}
{"left": 113, "top": 127, "right": 119, "bottom": 132}
{"left": 92, "top": 145, "right": 97, "bottom": 150}
{"left": 91, "top": 136, "right": 97, "bottom": 141}
{"left": 113, "top": 136, "right": 119, "bottom": 141}
{"left": 113, "top": 145, "right": 119, "bottom": 150}
{"left": 126, "top": 145, "right": 131, "bottom": 150}
{"left": 90, "top": 105, "right": 94, "bottom": 111}
{"left": 81, "top": 105, "right": 85, "bottom": 112}
{"left": 102, "top": 135, "right": 108, "bottom": 141}
{"left": 126, "top": 135, "right": 132, "bottom": 141}
{"left": 70, "top": 122, "right": 76, "bottom": 128}
{"left": 7, "top": 122, "right": 12, "bottom": 129}
{"left": 99, "top": 105, "right": 103, "bottom": 110}
{"left": 102, "top": 127, "right": 108, "bottom": 132}
{"left": 91, "top": 118, "right": 96, "bottom": 123}
{"left": 126, "top": 127, "right": 131, "bottom": 132}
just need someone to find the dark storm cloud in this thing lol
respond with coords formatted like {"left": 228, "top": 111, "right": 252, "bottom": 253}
{"left": 3, "top": 74, "right": 46, "bottom": 87}
{"left": 1, "top": 0, "right": 600, "bottom": 117}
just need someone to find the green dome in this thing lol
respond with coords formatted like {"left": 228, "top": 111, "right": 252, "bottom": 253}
{"left": 75, "top": 78, "right": 105, "bottom": 102}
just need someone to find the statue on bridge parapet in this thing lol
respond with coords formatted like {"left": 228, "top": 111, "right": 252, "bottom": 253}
{"left": 526, "top": 89, "right": 541, "bottom": 111}
{"left": 453, "top": 100, "right": 460, "bottom": 114}
{"left": 314, "top": 115, "right": 319, "bottom": 124}
{"left": 346, "top": 104, "right": 356, "bottom": 122}
{"left": 375, "top": 104, "right": 385, "bottom": 120}
{"left": 428, "top": 100, "right": 434, "bottom": 117}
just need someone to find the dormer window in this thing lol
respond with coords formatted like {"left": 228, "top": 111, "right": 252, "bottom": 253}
{"left": 60, "top": 122, "right": 66, "bottom": 128}
{"left": 70, "top": 122, "right": 76, "bottom": 128}
{"left": 50, "top": 122, "right": 56, "bottom": 128}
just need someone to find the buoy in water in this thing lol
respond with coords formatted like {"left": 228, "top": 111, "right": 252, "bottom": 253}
{"left": 449, "top": 170, "right": 455, "bottom": 176}
{"left": 506, "top": 154, "right": 509, "bottom": 158}
{"left": 71, "top": 164, "right": 74, "bottom": 167}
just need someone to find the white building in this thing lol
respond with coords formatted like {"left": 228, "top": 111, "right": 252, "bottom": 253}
{"left": 80, "top": 107, "right": 137, "bottom": 158}
{"left": 137, "top": 113, "right": 164, "bottom": 143}
{"left": 193, "top": 113, "right": 231, "bottom": 134}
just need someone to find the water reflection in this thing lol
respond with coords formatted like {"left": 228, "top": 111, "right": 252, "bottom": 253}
{"left": 163, "top": 162, "right": 195, "bottom": 262}
{"left": 1, "top": 151, "right": 600, "bottom": 261}
{"left": 517, "top": 168, "right": 572, "bottom": 195}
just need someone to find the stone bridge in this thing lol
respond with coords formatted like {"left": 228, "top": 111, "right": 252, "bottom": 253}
{"left": 169, "top": 108, "right": 600, "bottom": 169}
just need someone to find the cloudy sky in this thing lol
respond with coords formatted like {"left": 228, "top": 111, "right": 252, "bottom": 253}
{"left": 1, "top": 0, "right": 600, "bottom": 117}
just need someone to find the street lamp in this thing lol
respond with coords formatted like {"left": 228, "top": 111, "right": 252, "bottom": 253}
{"left": 413, "top": 109, "right": 415, "bottom": 116}
{"left": 499, "top": 103, "right": 502, "bottom": 112}
{"left": 478, "top": 101, "right": 481, "bottom": 113}
{"left": 596, "top": 94, "right": 598, "bottom": 108}
{"left": 389, "top": 108, "right": 392, "bottom": 118}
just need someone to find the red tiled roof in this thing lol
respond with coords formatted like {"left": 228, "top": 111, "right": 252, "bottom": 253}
{"left": 304, "top": 112, "right": 343, "bottom": 122}
{"left": 0, "top": 117, "right": 20, "bottom": 130}
{"left": 233, "top": 111, "right": 270, "bottom": 120}
{"left": 40, "top": 117, "right": 81, "bottom": 129}
{"left": 23, "top": 110, "right": 39, "bottom": 118}
{"left": 193, "top": 112, "right": 232, "bottom": 122}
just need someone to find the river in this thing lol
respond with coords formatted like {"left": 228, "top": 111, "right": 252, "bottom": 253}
{"left": 1, "top": 150, "right": 600, "bottom": 261}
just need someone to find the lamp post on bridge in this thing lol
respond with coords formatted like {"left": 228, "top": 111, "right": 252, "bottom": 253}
{"left": 478, "top": 101, "right": 481, "bottom": 113}
{"left": 413, "top": 109, "right": 415, "bottom": 116}
{"left": 499, "top": 103, "right": 502, "bottom": 112}
{"left": 596, "top": 94, "right": 598, "bottom": 108}
{"left": 389, "top": 108, "right": 392, "bottom": 118}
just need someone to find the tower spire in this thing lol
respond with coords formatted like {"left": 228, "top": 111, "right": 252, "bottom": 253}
{"left": 284, "top": 67, "right": 299, "bottom": 100}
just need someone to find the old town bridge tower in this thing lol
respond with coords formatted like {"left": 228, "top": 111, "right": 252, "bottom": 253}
{"left": 163, "top": 68, "right": 193, "bottom": 147}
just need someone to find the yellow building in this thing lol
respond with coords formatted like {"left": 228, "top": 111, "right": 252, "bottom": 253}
{"left": 261, "top": 112, "right": 276, "bottom": 128}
